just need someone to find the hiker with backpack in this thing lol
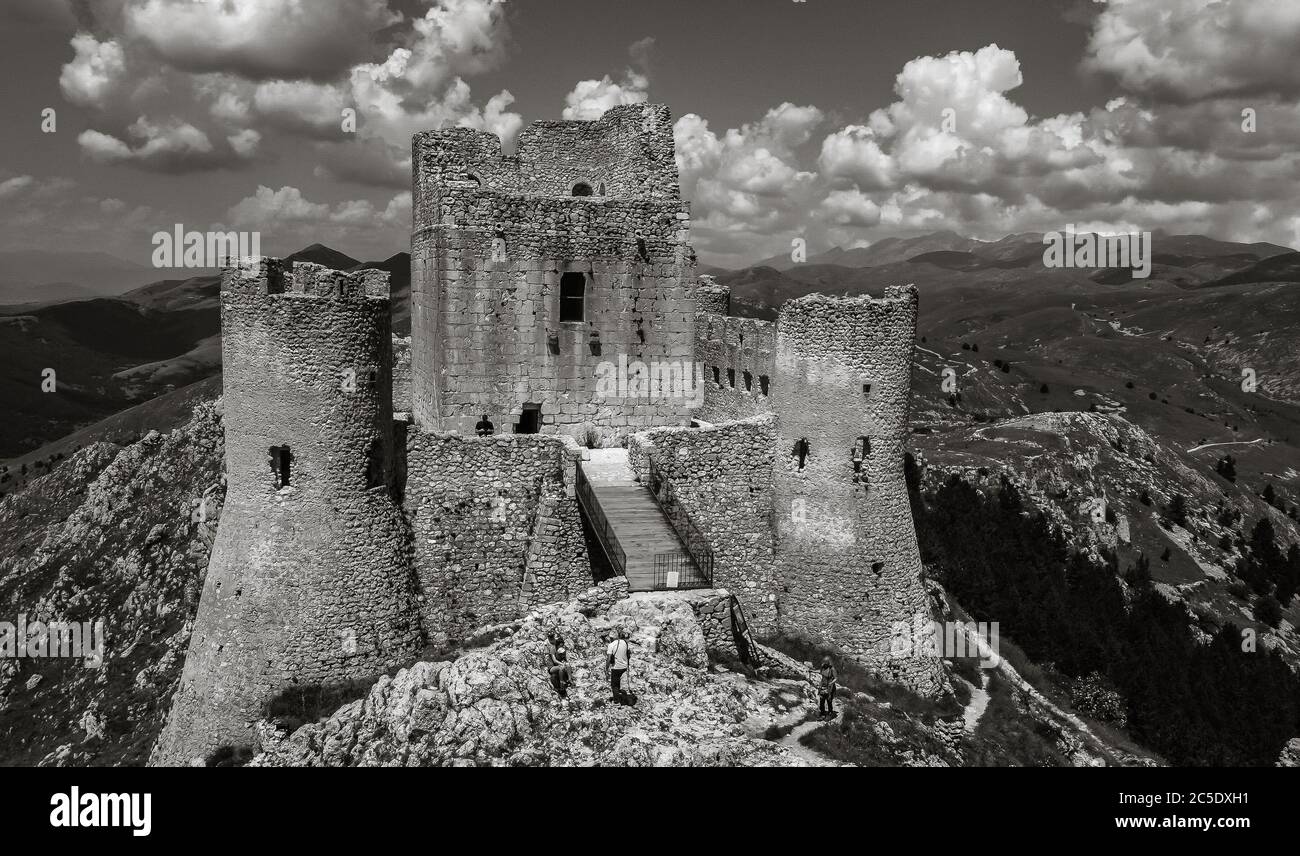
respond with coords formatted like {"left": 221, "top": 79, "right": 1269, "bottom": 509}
{"left": 606, "top": 628, "right": 632, "bottom": 704}
{"left": 546, "top": 631, "right": 573, "bottom": 699}
{"left": 817, "top": 656, "right": 838, "bottom": 719}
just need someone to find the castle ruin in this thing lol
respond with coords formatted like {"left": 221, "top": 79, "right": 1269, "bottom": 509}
{"left": 152, "top": 104, "right": 941, "bottom": 766}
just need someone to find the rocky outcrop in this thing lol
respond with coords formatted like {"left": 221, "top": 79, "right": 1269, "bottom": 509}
{"left": 0, "top": 401, "right": 224, "bottom": 766}
{"left": 254, "top": 592, "right": 811, "bottom": 767}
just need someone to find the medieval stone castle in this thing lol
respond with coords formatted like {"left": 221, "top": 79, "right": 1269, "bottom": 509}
{"left": 152, "top": 104, "right": 940, "bottom": 765}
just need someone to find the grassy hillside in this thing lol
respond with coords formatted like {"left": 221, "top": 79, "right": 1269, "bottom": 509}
{"left": 0, "top": 245, "right": 368, "bottom": 460}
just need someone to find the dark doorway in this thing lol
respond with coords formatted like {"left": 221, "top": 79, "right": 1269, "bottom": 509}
{"left": 572, "top": 182, "right": 593, "bottom": 197}
{"left": 560, "top": 272, "right": 586, "bottom": 322}
{"left": 515, "top": 404, "right": 542, "bottom": 435}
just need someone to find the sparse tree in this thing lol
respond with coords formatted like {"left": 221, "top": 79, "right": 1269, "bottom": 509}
{"left": 1168, "top": 494, "right": 1189, "bottom": 528}
{"left": 1255, "top": 594, "right": 1283, "bottom": 628}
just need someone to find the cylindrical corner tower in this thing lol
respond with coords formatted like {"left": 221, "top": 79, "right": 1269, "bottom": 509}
{"left": 152, "top": 259, "right": 424, "bottom": 766}
{"left": 771, "top": 286, "right": 944, "bottom": 695}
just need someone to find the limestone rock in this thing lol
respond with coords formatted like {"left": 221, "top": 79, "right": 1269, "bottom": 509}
{"left": 1277, "top": 737, "right": 1300, "bottom": 767}
{"left": 254, "top": 594, "right": 809, "bottom": 768}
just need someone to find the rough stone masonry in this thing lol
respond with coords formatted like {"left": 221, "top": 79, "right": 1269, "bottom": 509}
{"left": 153, "top": 103, "right": 941, "bottom": 765}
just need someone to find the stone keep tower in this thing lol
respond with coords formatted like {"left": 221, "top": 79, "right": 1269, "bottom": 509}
{"left": 410, "top": 103, "right": 699, "bottom": 445}
{"left": 152, "top": 260, "right": 425, "bottom": 766}
{"left": 770, "top": 288, "right": 943, "bottom": 693}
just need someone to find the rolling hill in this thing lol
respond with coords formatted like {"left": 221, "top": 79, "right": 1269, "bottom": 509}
{"left": 0, "top": 250, "right": 153, "bottom": 305}
{"left": 0, "top": 244, "right": 365, "bottom": 462}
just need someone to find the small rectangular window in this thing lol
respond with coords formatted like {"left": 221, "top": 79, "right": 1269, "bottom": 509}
{"left": 759, "top": 375, "right": 770, "bottom": 396}
{"left": 560, "top": 272, "right": 586, "bottom": 322}
{"left": 269, "top": 445, "right": 292, "bottom": 488}
{"left": 727, "top": 368, "right": 736, "bottom": 388}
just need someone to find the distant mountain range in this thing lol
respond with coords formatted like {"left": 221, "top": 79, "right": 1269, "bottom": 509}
{"left": 0, "top": 250, "right": 156, "bottom": 305}
{"left": 0, "top": 243, "right": 405, "bottom": 466}
{"left": 749, "top": 230, "right": 1295, "bottom": 273}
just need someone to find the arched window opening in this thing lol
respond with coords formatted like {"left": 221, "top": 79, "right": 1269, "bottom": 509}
{"left": 572, "top": 182, "right": 593, "bottom": 197}
{"left": 560, "top": 272, "right": 586, "bottom": 322}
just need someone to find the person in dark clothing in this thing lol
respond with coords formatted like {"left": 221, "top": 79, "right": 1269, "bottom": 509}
{"left": 475, "top": 414, "right": 494, "bottom": 436}
{"left": 817, "top": 656, "right": 838, "bottom": 719}
{"left": 546, "top": 631, "right": 572, "bottom": 698}
{"left": 606, "top": 628, "right": 631, "bottom": 703}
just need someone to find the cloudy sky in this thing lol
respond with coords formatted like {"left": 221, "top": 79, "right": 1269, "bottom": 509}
{"left": 1, "top": 0, "right": 1298, "bottom": 269}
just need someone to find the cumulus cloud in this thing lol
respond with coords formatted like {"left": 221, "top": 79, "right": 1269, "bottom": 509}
{"left": 560, "top": 38, "right": 658, "bottom": 121}
{"left": 77, "top": 117, "right": 246, "bottom": 172}
{"left": 1085, "top": 0, "right": 1300, "bottom": 102}
{"left": 59, "top": 34, "right": 127, "bottom": 108}
{"left": 122, "top": 0, "right": 400, "bottom": 81}
{"left": 677, "top": 36, "right": 1300, "bottom": 266}
{"left": 59, "top": 0, "right": 518, "bottom": 179}
{"left": 562, "top": 71, "right": 650, "bottom": 121}
{"left": 819, "top": 126, "right": 895, "bottom": 191}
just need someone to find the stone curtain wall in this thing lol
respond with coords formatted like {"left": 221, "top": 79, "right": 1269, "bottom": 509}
{"left": 404, "top": 431, "right": 592, "bottom": 642}
{"left": 154, "top": 260, "right": 425, "bottom": 766}
{"left": 695, "top": 312, "right": 777, "bottom": 423}
{"left": 410, "top": 106, "right": 698, "bottom": 445}
{"left": 770, "top": 288, "right": 943, "bottom": 695}
{"left": 627, "top": 417, "right": 779, "bottom": 634}
{"left": 686, "top": 590, "right": 743, "bottom": 662}
{"left": 392, "top": 335, "right": 412, "bottom": 413}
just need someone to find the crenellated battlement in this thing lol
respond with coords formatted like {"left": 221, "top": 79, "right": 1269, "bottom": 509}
{"left": 221, "top": 258, "right": 390, "bottom": 301}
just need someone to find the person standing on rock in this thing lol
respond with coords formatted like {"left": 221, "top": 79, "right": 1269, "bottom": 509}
{"left": 818, "top": 656, "right": 838, "bottom": 719}
{"left": 606, "top": 628, "right": 631, "bottom": 704}
{"left": 547, "top": 631, "right": 573, "bottom": 699}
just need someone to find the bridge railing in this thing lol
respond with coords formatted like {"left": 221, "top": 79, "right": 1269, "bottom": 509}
{"left": 575, "top": 463, "right": 626, "bottom": 576}
{"left": 645, "top": 456, "right": 714, "bottom": 589}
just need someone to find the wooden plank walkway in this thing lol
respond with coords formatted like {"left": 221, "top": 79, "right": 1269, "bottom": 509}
{"left": 582, "top": 450, "right": 690, "bottom": 592}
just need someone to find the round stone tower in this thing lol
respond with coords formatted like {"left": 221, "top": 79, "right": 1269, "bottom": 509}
{"left": 152, "top": 258, "right": 424, "bottom": 766}
{"left": 770, "top": 286, "right": 943, "bottom": 695}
